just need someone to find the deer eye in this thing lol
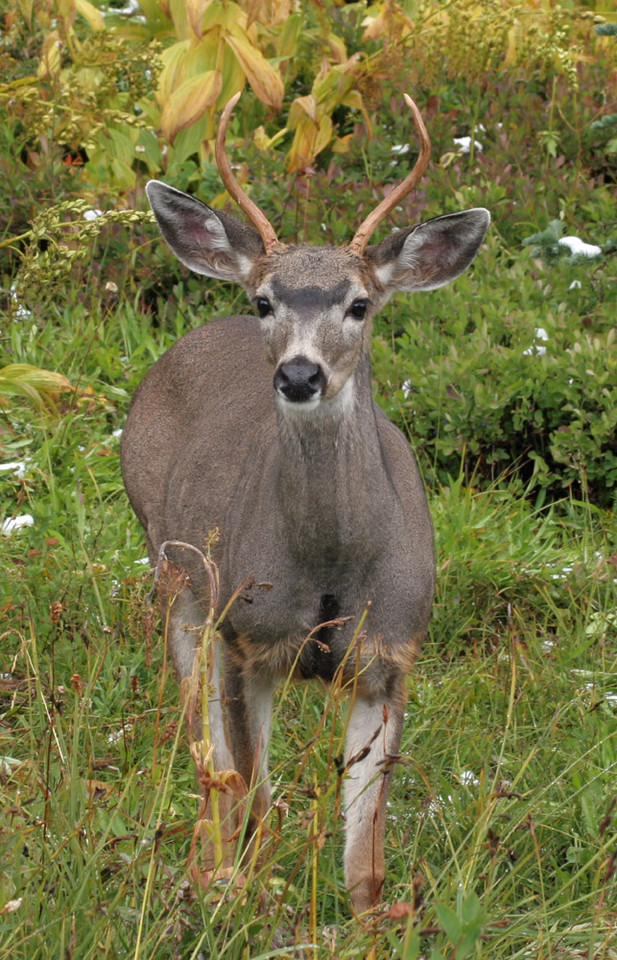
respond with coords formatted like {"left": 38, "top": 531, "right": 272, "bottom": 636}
{"left": 255, "top": 296, "right": 272, "bottom": 318}
{"left": 348, "top": 298, "right": 369, "bottom": 320}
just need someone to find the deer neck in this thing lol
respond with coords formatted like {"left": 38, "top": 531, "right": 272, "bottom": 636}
{"left": 274, "top": 355, "right": 391, "bottom": 565}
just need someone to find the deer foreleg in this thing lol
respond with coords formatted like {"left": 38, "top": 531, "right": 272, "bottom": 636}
{"left": 343, "top": 678, "right": 406, "bottom": 914}
{"left": 167, "top": 589, "right": 244, "bottom": 876}
{"left": 224, "top": 655, "right": 276, "bottom": 840}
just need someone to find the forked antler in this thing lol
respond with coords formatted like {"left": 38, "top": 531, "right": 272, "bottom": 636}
{"left": 215, "top": 92, "right": 279, "bottom": 253}
{"left": 216, "top": 92, "right": 429, "bottom": 256}
{"left": 348, "top": 94, "right": 431, "bottom": 255}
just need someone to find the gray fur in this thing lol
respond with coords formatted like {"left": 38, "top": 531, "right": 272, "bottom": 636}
{"left": 121, "top": 180, "right": 490, "bottom": 913}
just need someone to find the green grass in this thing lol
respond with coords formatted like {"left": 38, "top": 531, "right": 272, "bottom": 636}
{"left": 1, "top": 290, "right": 616, "bottom": 957}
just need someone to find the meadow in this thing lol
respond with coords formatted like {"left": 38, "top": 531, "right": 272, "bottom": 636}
{"left": 1, "top": 0, "right": 617, "bottom": 956}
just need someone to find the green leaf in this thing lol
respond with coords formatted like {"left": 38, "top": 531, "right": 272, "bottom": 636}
{"left": 434, "top": 901, "right": 462, "bottom": 945}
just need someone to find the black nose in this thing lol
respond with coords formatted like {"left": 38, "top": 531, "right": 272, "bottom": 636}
{"left": 274, "top": 356, "right": 327, "bottom": 403}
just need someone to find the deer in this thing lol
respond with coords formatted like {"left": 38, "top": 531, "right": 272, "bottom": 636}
{"left": 121, "top": 92, "right": 490, "bottom": 915}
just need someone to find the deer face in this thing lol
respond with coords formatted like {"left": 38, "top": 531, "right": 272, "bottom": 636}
{"left": 248, "top": 245, "right": 378, "bottom": 409}
{"left": 146, "top": 179, "right": 489, "bottom": 414}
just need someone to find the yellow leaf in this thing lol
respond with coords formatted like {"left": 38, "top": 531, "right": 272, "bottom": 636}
{"left": 276, "top": 11, "right": 302, "bottom": 59}
{"left": 57, "top": 0, "right": 76, "bottom": 26}
{"left": 332, "top": 133, "right": 353, "bottom": 154}
{"left": 157, "top": 38, "right": 192, "bottom": 105}
{"left": 217, "top": 41, "right": 247, "bottom": 110}
{"left": 253, "top": 123, "right": 287, "bottom": 151}
{"left": 183, "top": 33, "right": 220, "bottom": 80}
{"left": 168, "top": 0, "right": 191, "bottom": 40}
{"left": 288, "top": 94, "right": 317, "bottom": 126}
{"left": 37, "top": 31, "right": 62, "bottom": 80}
{"left": 247, "top": 0, "right": 289, "bottom": 28}
{"left": 0, "top": 364, "right": 72, "bottom": 393}
{"left": 314, "top": 113, "right": 332, "bottom": 156}
{"left": 15, "top": 0, "right": 34, "bottom": 28}
{"left": 286, "top": 113, "right": 332, "bottom": 171}
{"left": 341, "top": 87, "right": 371, "bottom": 134}
{"left": 186, "top": 0, "right": 211, "bottom": 38}
{"left": 502, "top": 25, "right": 518, "bottom": 70}
{"left": 224, "top": 24, "right": 283, "bottom": 111}
{"left": 362, "top": 3, "right": 412, "bottom": 42}
{"left": 0, "top": 364, "right": 72, "bottom": 412}
{"left": 75, "top": 0, "right": 105, "bottom": 31}
{"left": 160, "top": 70, "right": 222, "bottom": 141}
{"left": 324, "top": 31, "right": 347, "bottom": 64}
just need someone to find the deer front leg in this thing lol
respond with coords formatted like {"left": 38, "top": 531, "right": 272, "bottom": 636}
{"left": 167, "top": 588, "right": 234, "bottom": 768}
{"left": 167, "top": 589, "right": 243, "bottom": 873}
{"left": 343, "top": 676, "right": 406, "bottom": 914}
{"left": 223, "top": 652, "right": 276, "bottom": 846}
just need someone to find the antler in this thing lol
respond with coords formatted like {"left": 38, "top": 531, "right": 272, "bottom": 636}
{"left": 215, "top": 92, "right": 279, "bottom": 253}
{"left": 348, "top": 94, "right": 431, "bottom": 255}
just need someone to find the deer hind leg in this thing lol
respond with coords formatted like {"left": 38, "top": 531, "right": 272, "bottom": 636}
{"left": 343, "top": 674, "right": 407, "bottom": 914}
{"left": 223, "top": 650, "right": 276, "bottom": 853}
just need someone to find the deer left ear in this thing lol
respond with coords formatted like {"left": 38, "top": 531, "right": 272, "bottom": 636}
{"left": 367, "top": 208, "right": 490, "bottom": 293}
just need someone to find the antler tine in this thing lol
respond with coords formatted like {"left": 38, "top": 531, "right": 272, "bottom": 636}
{"left": 215, "top": 92, "right": 279, "bottom": 253}
{"left": 349, "top": 94, "right": 431, "bottom": 255}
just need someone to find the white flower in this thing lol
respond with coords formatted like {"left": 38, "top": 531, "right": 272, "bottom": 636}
{"left": 83, "top": 209, "right": 103, "bottom": 221}
{"left": 453, "top": 136, "right": 483, "bottom": 154}
{"left": 7, "top": 283, "right": 32, "bottom": 320}
{"left": 523, "top": 328, "right": 549, "bottom": 356}
{"left": 558, "top": 236, "right": 601, "bottom": 258}
{"left": 427, "top": 794, "right": 453, "bottom": 816}
{"left": 0, "top": 461, "right": 28, "bottom": 478}
{"left": 459, "top": 770, "right": 480, "bottom": 786}
{"left": 391, "top": 144, "right": 410, "bottom": 155}
{"left": 0, "top": 898, "right": 23, "bottom": 914}
{"left": 569, "top": 280, "right": 582, "bottom": 290}
{"left": 1, "top": 514, "right": 34, "bottom": 534}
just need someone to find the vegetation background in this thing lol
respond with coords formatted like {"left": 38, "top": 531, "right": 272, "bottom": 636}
{"left": 1, "top": 0, "right": 616, "bottom": 957}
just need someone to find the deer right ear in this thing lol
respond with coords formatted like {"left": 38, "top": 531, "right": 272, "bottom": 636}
{"left": 145, "top": 180, "right": 265, "bottom": 283}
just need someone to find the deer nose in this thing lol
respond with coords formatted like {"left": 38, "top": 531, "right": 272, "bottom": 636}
{"left": 274, "top": 356, "right": 327, "bottom": 403}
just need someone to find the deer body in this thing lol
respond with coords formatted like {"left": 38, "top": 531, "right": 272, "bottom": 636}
{"left": 121, "top": 96, "right": 489, "bottom": 913}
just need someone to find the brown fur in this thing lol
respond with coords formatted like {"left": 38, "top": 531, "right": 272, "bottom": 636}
{"left": 121, "top": 178, "right": 489, "bottom": 913}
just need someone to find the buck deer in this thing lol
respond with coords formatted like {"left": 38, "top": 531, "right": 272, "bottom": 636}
{"left": 121, "top": 93, "right": 489, "bottom": 914}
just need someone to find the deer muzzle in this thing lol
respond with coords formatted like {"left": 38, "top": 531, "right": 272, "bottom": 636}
{"left": 273, "top": 356, "right": 327, "bottom": 405}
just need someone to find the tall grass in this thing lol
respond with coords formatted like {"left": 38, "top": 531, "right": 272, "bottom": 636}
{"left": 1, "top": 288, "right": 615, "bottom": 956}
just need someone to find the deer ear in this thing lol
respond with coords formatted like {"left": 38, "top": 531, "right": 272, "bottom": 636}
{"left": 367, "top": 208, "right": 490, "bottom": 293}
{"left": 146, "top": 180, "right": 265, "bottom": 283}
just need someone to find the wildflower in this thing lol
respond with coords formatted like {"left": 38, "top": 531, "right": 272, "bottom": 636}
{"left": 453, "top": 136, "right": 483, "bottom": 154}
{"left": 523, "top": 328, "right": 549, "bottom": 356}
{"left": 558, "top": 236, "right": 601, "bottom": 257}
{"left": 1, "top": 514, "right": 34, "bottom": 534}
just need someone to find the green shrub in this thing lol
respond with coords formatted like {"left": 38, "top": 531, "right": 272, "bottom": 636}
{"left": 372, "top": 236, "right": 617, "bottom": 507}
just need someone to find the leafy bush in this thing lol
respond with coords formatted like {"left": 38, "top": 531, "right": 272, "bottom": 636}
{"left": 373, "top": 241, "right": 617, "bottom": 506}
